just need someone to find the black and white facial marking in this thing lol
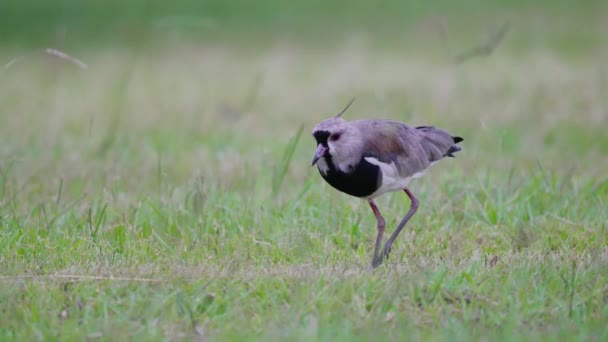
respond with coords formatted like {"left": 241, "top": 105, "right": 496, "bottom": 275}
{"left": 311, "top": 118, "right": 363, "bottom": 174}
{"left": 312, "top": 130, "right": 332, "bottom": 174}
{"left": 311, "top": 119, "right": 381, "bottom": 198}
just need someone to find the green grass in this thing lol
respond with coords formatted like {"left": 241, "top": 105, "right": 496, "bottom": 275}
{"left": 1, "top": 2, "right": 608, "bottom": 341}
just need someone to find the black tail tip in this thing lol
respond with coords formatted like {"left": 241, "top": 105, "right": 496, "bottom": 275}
{"left": 453, "top": 136, "right": 464, "bottom": 144}
{"left": 445, "top": 144, "right": 462, "bottom": 158}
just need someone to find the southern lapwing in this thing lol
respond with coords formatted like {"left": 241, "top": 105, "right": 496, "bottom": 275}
{"left": 311, "top": 99, "right": 463, "bottom": 268}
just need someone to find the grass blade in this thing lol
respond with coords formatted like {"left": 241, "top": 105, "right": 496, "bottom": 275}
{"left": 272, "top": 124, "right": 304, "bottom": 196}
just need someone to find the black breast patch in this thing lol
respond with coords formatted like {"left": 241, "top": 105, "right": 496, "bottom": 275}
{"left": 319, "top": 156, "right": 381, "bottom": 198}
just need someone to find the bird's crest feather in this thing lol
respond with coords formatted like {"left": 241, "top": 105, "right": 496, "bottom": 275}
{"left": 335, "top": 98, "right": 356, "bottom": 118}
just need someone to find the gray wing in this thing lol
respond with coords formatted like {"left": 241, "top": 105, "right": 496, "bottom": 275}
{"left": 353, "top": 120, "right": 462, "bottom": 178}
{"left": 414, "top": 125, "right": 462, "bottom": 161}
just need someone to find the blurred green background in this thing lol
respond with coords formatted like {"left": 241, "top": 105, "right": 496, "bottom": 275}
{"left": 1, "top": 0, "right": 606, "bottom": 51}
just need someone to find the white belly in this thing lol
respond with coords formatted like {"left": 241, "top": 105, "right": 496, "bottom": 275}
{"left": 363, "top": 157, "right": 434, "bottom": 199}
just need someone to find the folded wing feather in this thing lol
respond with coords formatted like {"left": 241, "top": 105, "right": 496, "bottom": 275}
{"left": 353, "top": 120, "right": 458, "bottom": 179}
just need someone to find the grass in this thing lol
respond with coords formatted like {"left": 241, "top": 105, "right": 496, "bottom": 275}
{"left": 1, "top": 1, "right": 608, "bottom": 341}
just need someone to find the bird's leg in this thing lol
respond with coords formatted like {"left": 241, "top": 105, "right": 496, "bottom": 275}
{"left": 382, "top": 188, "right": 419, "bottom": 261}
{"left": 368, "top": 200, "right": 386, "bottom": 268}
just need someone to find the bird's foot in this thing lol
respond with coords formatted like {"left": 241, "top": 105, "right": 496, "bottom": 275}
{"left": 382, "top": 243, "right": 393, "bottom": 260}
{"left": 371, "top": 255, "right": 384, "bottom": 269}
{"left": 370, "top": 240, "right": 398, "bottom": 269}
{"left": 371, "top": 247, "right": 393, "bottom": 269}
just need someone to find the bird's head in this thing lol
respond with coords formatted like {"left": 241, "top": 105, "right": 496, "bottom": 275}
{"left": 311, "top": 99, "right": 362, "bottom": 173}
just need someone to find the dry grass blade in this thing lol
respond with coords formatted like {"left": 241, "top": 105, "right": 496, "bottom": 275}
{"left": 272, "top": 124, "right": 304, "bottom": 196}
{"left": 4, "top": 48, "right": 88, "bottom": 69}
{"left": 0, "top": 274, "right": 164, "bottom": 283}
{"left": 44, "top": 48, "right": 88, "bottom": 69}
{"left": 454, "top": 21, "right": 510, "bottom": 63}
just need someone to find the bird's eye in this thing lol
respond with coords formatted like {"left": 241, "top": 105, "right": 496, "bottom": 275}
{"left": 329, "top": 133, "right": 341, "bottom": 141}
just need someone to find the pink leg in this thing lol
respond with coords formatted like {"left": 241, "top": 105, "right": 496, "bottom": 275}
{"left": 382, "top": 188, "right": 419, "bottom": 261}
{"left": 368, "top": 200, "right": 386, "bottom": 268}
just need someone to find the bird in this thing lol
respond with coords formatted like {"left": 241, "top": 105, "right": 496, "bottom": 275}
{"left": 311, "top": 99, "right": 463, "bottom": 268}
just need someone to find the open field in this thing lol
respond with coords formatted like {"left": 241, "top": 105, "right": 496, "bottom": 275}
{"left": 1, "top": 1, "right": 608, "bottom": 341}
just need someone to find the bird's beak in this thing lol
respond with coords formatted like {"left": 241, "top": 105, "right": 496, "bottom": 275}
{"left": 311, "top": 145, "right": 327, "bottom": 166}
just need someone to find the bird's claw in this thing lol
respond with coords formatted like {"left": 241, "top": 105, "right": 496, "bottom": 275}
{"left": 371, "top": 256, "right": 383, "bottom": 269}
{"left": 383, "top": 243, "right": 392, "bottom": 259}
{"left": 371, "top": 245, "right": 393, "bottom": 269}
